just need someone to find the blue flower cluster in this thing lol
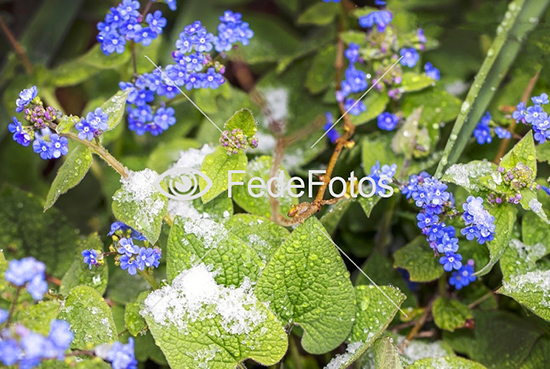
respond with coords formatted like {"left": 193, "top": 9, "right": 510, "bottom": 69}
{"left": 403, "top": 172, "right": 465, "bottom": 272}
{"left": 449, "top": 259, "right": 476, "bottom": 290}
{"left": 337, "top": 44, "right": 370, "bottom": 116}
{"left": 5, "top": 257, "right": 48, "bottom": 300}
{"left": 359, "top": 10, "right": 393, "bottom": 32}
{"left": 399, "top": 47, "right": 419, "bottom": 68}
{"left": 9, "top": 86, "right": 70, "bottom": 161}
{"left": 84, "top": 221, "right": 161, "bottom": 276}
{"left": 513, "top": 92, "right": 550, "bottom": 143}
{"left": 99, "top": 338, "right": 138, "bottom": 369}
{"left": 473, "top": 111, "right": 492, "bottom": 144}
{"left": 75, "top": 108, "right": 109, "bottom": 141}
{"left": 370, "top": 161, "right": 397, "bottom": 195}
{"left": 97, "top": 0, "right": 172, "bottom": 55}
{"left": 377, "top": 112, "right": 399, "bottom": 131}
{"left": 461, "top": 196, "right": 495, "bottom": 244}
{"left": 119, "top": 11, "right": 253, "bottom": 135}
{"left": 0, "top": 320, "right": 74, "bottom": 367}
{"left": 424, "top": 62, "right": 440, "bottom": 80}
{"left": 324, "top": 112, "right": 341, "bottom": 143}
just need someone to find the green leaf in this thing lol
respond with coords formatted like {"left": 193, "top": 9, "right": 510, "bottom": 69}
{"left": 256, "top": 217, "right": 356, "bottom": 354}
{"left": 435, "top": 0, "right": 550, "bottom": 177}
{"left": 402, "top": 87, "right": 461, "bottom": 126}
{"left": 44, "top": 143, "right": 93, "bottom": 211}
{"left": 80, "top": 43, "right": 131, "bottom": 70}
{"left": 368, "top": 337, "right": 403, "bottom": 369}
{"left": 522, "top": 211, "right": 550, "bottom": 252}
{"left": 297, "top": 2, "right": 340, "bottom": 26}
{"left": 166, "top": 217, "right": 264, "bottom": 284}
{"left": 407, "top": 357, "right": 487, "bottom": 369}
{"left": 0, "top": 186, "right": 79, "bottom": 278}
{"left": 475, "top": 204, "right": 517, "bottom": 276}
{"left": 536, "top": 141, "right": 550, "bottom": 163}
{"left": 442, "top": 161, "right": 496, "bottom": 192}
{"left": 125, "top": 293, "right": 148, "bottom": 336}
{"left": 232, "top": 156, "right": 298, "bottom": 219}
{"left": 56, "top": 115, "right": 81, "bottom": 134}
{"left": 519, "top": 336, "right": 550, "bottom": 369}
{"left": 394, "top": 236, "right": 443, "bottom": 282}
{"left": 324, "top": 285, "right": 405, "bottom": 369}
{"left": 432, "top": 297, "right": 473, "bottom": 332}
{"left": 49, "top": 60, "right": 100, "bottom": 87}
{"left": 200, "top": 146, "right": 248, "bottom": 203}
{"left": 358, "top": 196, "right": 381, "bottom": 218}
{"left": 142, "top": 265, "right": 288, "bottom": 369}
{"left": 60, "top": 233, "right": 108, "bottom": 295}
{"left": 0, "top": 251, "right": 8, "bottom": 292}
{"left": 499, "top": 269, "right": 550, "bottom": 322}
{"left": 401, "top": 72, "right": 435, "bottom": 92}
{"left": 362, "top": 135, "right": 404, "bottom": 180}
{"left": 469, "top": 311, "right": 543, "bottom": 369}
{"left": 392, "top": 108, "right": 425, "bottom": 159}
{"left": 500, "top": 131, "right": 537, "bottom": 173}
{"left": 518, "top": 189, "right": 550, "bottom": 224}
{"left": 101, "top": 89, "right": 131, "bottom": 132}
{"left": 58, "top": 286, "right": 117, "bottom": 348}
{"left": 340, "top": 30, "right": 367, "bottom": 45}
{"left": 15, "top": 301, "right": 60, "bottom": 335}
{"left": 112, "top": 169, "right": 168, "bottom": 244}
{"left": 350, "top": 92, "right": 390, "bottom": 126}
{"left": 224, "top": 108, "right": 257, "bottom": 137}
{"left": 321, "top": 198, "right": 355, "bottom": 234}
{"left": 223, "top": 214, "right": 289, "bottom": 263}
{"left": 306, "top": 45, "right": 337, "bottom": 94}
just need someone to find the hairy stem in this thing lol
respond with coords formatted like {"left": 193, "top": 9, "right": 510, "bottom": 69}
{"left": 138, "top": 269, "right": 159, "bottom": 290}
{"left": 398, "top": 297, "right": 435, "bottom": 352}
{"left": 61, "top": 132, "right": 128, "bottom": 178}
{"left": 6, "top": 287, "right": 22, "bottom": 326}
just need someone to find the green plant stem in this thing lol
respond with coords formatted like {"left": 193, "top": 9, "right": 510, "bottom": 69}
{"left": 138, "top": 269, "right": 159, "bottom": 290}
{"left": 289, "top": 335, "right": 303, "bottom": 369}
{"left": 374, "top": 195, "right": 398, "bottom": 253}
{"left": 61, "top": 131, "right": 128, "bottom": 178}
{"left": 6, "top": 286, "right": 22, "bottom": 326}
{"left": 438, "top": 274, "right": 447, "bottom": 296}
{"left": 435, "top": 0, "right": 550, "bottom": 178}
{"left": 0, "top": 17, "right": 33, "bottom": 74}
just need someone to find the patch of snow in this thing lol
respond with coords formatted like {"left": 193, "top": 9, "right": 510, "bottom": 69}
{"left": 324, "top": 341, "right": 363, "bottom": 369}
{"left": 142, "top": 264, "right": 266, "bottom": 335}
{"left": 397, "top": 335, "right": 448, "bottom": 364}
{"left": 172, "top": 144, "right": 214, "bottom": 170}
{"left": 443, "top": 161, "right": 493, "bottom": 191}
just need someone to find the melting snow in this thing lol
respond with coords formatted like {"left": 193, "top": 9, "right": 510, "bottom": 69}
{"left": 397, "top": 335, "right": 448, "bottom": 364}
{"left": 142, "top": 264, "right": 266, "bottom": 335}
{"left": 113, "top": 169, "right": 165, "bottom": 231}
{"left": 444, "top": 161, "right": 493, "bottom": 191}
{"left": 502, "top": 269, "right": 550, "bottom": 308}
{"left": 324, "top": 341, "right": 363, "bottom": 369}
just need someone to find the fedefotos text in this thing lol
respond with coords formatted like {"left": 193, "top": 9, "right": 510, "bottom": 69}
{"left": 227, "top": 170, "right": 395, "bottom": 199}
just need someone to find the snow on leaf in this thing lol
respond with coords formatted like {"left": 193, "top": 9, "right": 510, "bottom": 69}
{"left": 255, "top": 217, "right": 356, "bottom": 354}
{"left": 166, "top": 217, "right": 264, "bottom": 285}
{"left": 406, "top": 357, "right": 487, "bottom": 369}
{"left": 102, "top": 89, "right": 131, "bottom": 131}
{"left": 360, "top": 337, "right": 403, "bottom": 369}
{"left": 58, "top": 286, "right": 117, "bottom": 348}
{"left": 112, "top": 169, "right": 168, "bottom": 244}
{"left": 442, "top": 161, "right": 496, "bottom": 192}
{"left": 141, "top": 264, "right": 288, "bottom": 369}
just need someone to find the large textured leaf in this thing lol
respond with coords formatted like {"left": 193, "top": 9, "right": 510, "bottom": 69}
{"left": 499, "top": 269, "right": 550, "bottom": 322}
{"left": 442, "top": 161, "right": 496, "bottom": 192}
{"left": 200, "top": 146, "right": 248, "bottom": 203}
{"left": 142, "top": 265, "right": 288, "bottom": 369}
{"left": 112, "top": 169, "right": 168, "bottom": 244}
{"left": 232, "top": 156, "right": 297, "bottom": 219}
{"left": 15, "top": 301, "right": 60, "bottom": 336}
{"left": 44, "top": 143, "right": 93, "bottom": 211}
{"left": 394, "top": 236, "right": 443, "bottom": 282}
{"left": 256, "top": 217, "right": 356, "bottom": 354}
{"left": 58, "top": 286, "right": 117, "bottom": 348}
{"left": 60, "top": 233, "right": 108, "bottom": 295}
{"left": 362, "top": 337, "right": 403, "bottom": 369}
{"left": 0, "top": 186, "right": 79, "bottom": 278}
{"left": 223, "top": 214, "right": 289, "bottom": 263}
{"left": 324, "top": 285, "right": 405, "bottom": 369}
{"left": 166, "top": 217, "right": 264, "bottom": 284}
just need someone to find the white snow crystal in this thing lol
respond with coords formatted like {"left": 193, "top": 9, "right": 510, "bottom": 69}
{"left": 173, "top": 144, "right": 215, "bottom": 170}
{"left": 142, "top": 264, "right": 266, "bottom": 335}
{"left": 324, "top": 341, "right": 363, "bottom": 369}
{"left": 528, "top": 198, "right": 543, "bottom": 213}
{"left": 398, "top": 335, "right": 448, "bottom": 364}
{"left": 183, "top": 218, "right": 227, "bottom": 248}
{"left": 444, "top": 161, "right": 493, "bottom": 191}
{"left": 263, "top": 88, "right": 289, "bottom": 126}
{"left": 112, "top": 169, "right": 165, "bottom": 230}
